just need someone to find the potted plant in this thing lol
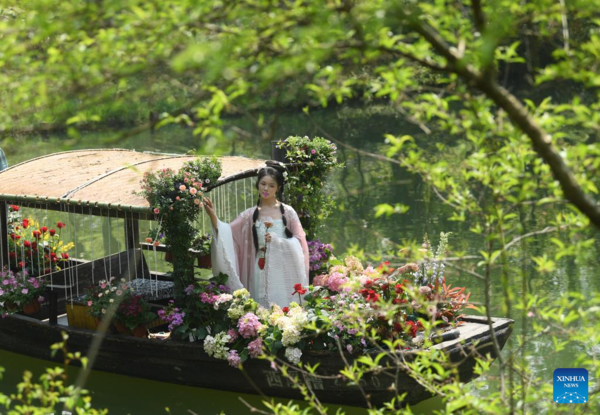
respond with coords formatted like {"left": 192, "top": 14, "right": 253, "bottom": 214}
{"left": 0, "top": 270, "right": 46, "bottom": 316}
{"left": 191, "top": 233, "right": 212, "bottom": 268}
{"left": 116, "top": 292, "right": 157, "bottom": 338}
{"left": 7, "top": 212, "right": 74, "bottom": 277}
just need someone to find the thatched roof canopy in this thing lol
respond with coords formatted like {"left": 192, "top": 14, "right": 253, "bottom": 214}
{"left": 0, "top": 149, "right": 266, "bottom": 212}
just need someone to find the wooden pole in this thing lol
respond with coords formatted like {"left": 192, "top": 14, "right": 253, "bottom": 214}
{"left": 0, "top": 201, "right": 8, "bottom": 269}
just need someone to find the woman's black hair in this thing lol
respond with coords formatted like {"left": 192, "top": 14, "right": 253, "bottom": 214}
{"left": 252, "top": 165, "right": 293, "bottom": 251}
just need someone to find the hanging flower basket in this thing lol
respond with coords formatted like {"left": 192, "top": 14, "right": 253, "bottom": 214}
{"left": 197, "top": 254, "right": 212, "bottom": 269}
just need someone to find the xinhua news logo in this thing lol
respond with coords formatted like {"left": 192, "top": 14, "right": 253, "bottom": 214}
{"left": 553, "top": 368, "right": 588, "bottom": 404}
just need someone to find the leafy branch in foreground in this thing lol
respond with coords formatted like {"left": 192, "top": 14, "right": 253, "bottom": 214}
{"left": 0, "top": 331, "right": 106, "bottom": 414}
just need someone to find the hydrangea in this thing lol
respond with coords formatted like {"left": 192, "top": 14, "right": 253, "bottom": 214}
{"left": 248, "top": 337, "right": 263, "bottom": 358}
{"left": 213, "top": 293, "right": 233, "bottom": 310}
{"left": 237, "top": 312, "right": 263, "bottom": 338}
{"left": 203, "top": 332, "right": 231, "bottom": 360}
{"left": 233, "top": 288, "right": 250, "bottom": 299}
{"left": 227, "top": 350, "right": 241, "bottom": 367}
{"left": 284, "top": 347, "right": 302, "bottom": 365}
{"left": 228, "top": 305, "right": 245, "bottom": 320}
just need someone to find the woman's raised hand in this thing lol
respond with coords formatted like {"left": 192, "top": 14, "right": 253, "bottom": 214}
{"left": 203, "top": 197, "right": 218, "bottom": 228}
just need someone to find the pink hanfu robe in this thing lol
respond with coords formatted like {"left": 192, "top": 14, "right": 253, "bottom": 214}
{"left": 211, "top": 203, "right": 309, "bottom": 307}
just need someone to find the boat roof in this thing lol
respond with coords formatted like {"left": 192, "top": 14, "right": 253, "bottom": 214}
{"left": 0, "top": 149, "right": 266, "bottom": 212}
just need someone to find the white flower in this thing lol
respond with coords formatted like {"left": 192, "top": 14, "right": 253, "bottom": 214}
{"left": 285, "top": 347, "right": 302, "bottom": 365}
{"left": 213, "top": 294, "right": 233, "bottom": 310}
{"left": 203, "top": 332, "right": 231, "bottom": 360}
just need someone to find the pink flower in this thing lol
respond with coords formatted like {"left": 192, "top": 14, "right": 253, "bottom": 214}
{"left": 116, "top": 290, "right": 123, "bottom": 296}
{"left": 419, "top": 286, "right": 432, "bottom": 294}
{"left": 87, "top": 301, "right": 93, "bottom": 306}
{"left": 327, "top": 272, "right": 348, "bottom": 292}
{"left": 179, "top": 185, "right": 186, "bottom": 191}
{"left": 153, "top": 208, "right": 160, "bottom": 214}
{"left": 237, "top": 312, "right": 263, "bottom": 338}
{"left": 190, "top": 187, "right": 197, "bottom": 195}
{"left": 227, "top": 329, "right": 239, "bottom": 342}
{"left": 227, "top": 350, "right": 241, "bottom": 367}
{"left": 248, "top": 337, "right": 263, "bottom": 358}
{"left": 21, "top": 288, "right": 29, "bottom": 295}
{"left": 312, "top": 274, "right": 328, "bottom": 286}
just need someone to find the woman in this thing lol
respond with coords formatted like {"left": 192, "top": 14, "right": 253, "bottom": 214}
{"left": 203, "top": 165, "right": 309, "bottom": 307}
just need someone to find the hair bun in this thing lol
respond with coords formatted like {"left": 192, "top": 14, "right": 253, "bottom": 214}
{"left": 265, "top": 160, "right": 287, "bottom": 173}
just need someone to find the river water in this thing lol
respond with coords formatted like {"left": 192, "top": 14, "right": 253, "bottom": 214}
{"left": 1, "top": 106, "right": 598, "bottom": 413}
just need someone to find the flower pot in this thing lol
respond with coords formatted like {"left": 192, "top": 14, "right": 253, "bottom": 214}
{"left": 4, "top": 301, "right": 17, "bottom": 312}
{"left": 132, "top": 325, "right": 147, "bottom": 338}
{"left": 23, "top": 298, "right": 41, "bottom": 315}
{"left": 113, "top": 320, "right": 129, "bottom": 334}
{"left": 164, "top": 251, "right": 174, "bottom": 262}
{"left": 197, "top": 254, "right": 212, "bottom": 269}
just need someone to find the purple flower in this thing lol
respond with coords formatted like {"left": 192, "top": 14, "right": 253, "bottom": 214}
{"left": 21, "top": 288, "right": 29, "bottom": 295}
{"left": 248, "top": 337, "right": 263, "bottom": 358}
{"left": 200, "top": 292, "right": 215, "bottom": 304}
{"left": 184, "top": 284, "right": 195, "bottom": 296}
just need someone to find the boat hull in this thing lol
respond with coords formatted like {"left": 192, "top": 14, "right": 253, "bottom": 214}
{"left": 0, "top": 313, "right": 512, "bottom": 408}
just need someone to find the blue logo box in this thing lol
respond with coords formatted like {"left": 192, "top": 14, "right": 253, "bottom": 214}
{"left": 553, "top": 368, "right": 588, "bottom": 404}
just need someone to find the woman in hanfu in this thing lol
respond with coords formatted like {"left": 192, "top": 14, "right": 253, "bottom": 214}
{"left": 203, "top": 165, "right": 309, "bottom": 307}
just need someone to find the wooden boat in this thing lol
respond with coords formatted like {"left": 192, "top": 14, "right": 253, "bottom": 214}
{"left": 0, "top": 149, "right": 513, "bottom": 408}
{"left": 0, "top": 310, "right": 512, "bottom": 408}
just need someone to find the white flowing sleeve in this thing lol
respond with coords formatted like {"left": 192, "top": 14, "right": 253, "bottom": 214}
{"left": 211, "top": 220, "right": 244, "bottom": 291}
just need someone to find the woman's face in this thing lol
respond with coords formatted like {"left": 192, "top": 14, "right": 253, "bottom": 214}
{"left": 258, "top": 175, "right": 279, "bottom": 200}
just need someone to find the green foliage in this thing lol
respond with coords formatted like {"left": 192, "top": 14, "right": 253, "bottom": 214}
{"left": 0, "top": 332, "right": 106, "bottom": 414}
{"left": 277, "top": 135, "right": 342, "bottom": 239}
{"left": 136, "top": 156, "right": 222, "bottom": 302}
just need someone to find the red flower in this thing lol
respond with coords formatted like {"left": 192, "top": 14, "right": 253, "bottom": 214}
{"left": 32, "top": 230, "right": 41, "bottom": 239}
{"left": 23, "top": 240, "right": 31, "bottom": 248}
{"left": 405, "top": 320, "right": 423, "bottom": 338}
{"left": 365, "top": 290, "right": 380, "bottom": 302}
{"left": 61, "top": 253, "right": 69, "bottom": 259}
{"left": 9, "top": 252, "right": 16, "bottom": 259}
{"left": 49, "top": 229, "right": 56, "bottom": 236}
{"left": 18, "top": 261, "right": 25, "bottom": 268}
{"left": 57, "top": 222, "right": 66, "bottom": 229}
{"left": 40, "top": 226, "right": 48, "bottom": 233}
{"left": 282, "top": 307, "right": 289, "bottom": 313}
{"left": 258, "top": 257, "right": 265, "bottom": 270}
{"left": 10, "top": 205, "right": 19, "bottom": 211}
{"left": 292, "top": 283, "right": 307, "bottom": 295}
{"left": 394, "top": 284, "right": 404, "bottom": 294}
{"left": 22, "top": 219, "right": 29, "bottom": 229}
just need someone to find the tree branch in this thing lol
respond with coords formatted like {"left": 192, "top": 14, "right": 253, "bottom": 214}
{"left": 471, "top": 0, "right": 486, "bottom": 34}
{"left": 396, "top": 14, "right": 600, "bottom": 230}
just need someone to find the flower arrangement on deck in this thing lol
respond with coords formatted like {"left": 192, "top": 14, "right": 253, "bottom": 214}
{"left": 161, "top": 233, "right": 473, "bottom": 366}
{"left": 0, "top": 269, "right": 46, "bottom": 316}
{"left": 6, "top": 207, "right": 74, "bottom": 277}
{"left": 136, "top": 157, "right": 222, "bottom": 301}
{"left": 83, "top": 277, "right": 156, "bottom": 335}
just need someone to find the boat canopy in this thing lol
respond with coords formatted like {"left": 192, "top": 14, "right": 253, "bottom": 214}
{"left": 0, "top": 149, "right": 266, "bottom": 214}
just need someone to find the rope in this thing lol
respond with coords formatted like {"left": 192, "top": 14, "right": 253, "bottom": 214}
{"left": 89, "top": 206, "right": 95, "bottom": 284}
